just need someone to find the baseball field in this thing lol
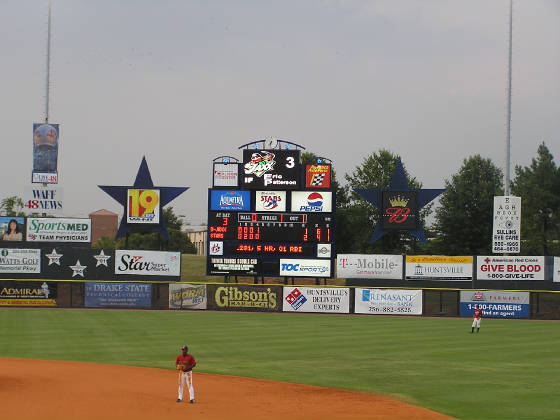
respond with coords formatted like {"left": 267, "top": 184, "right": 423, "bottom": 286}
{"left": 1, "top": 308, "right": 558, "bottom": 420}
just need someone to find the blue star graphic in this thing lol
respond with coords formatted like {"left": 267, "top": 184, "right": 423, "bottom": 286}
{"left": 353, "top": 158, "right": 444, "bottom": 244}
{"left": 98, "top": 157, "right": 189, "bottom": 240}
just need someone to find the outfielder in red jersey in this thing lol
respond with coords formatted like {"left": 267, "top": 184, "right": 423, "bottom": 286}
{"left": 175, "top": 345, "right": 196, "bottom": 403}
{"left": 471, "top": 305, "right": 483, "bottom": 333}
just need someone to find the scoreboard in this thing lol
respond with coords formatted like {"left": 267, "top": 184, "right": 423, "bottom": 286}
{"left": 207, "top": 149, "right": 335, "bottom": 277}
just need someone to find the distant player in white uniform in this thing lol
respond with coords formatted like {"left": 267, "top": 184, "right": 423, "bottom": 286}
{"left": 471, "top": 305, "right": 483, "bottom": 333}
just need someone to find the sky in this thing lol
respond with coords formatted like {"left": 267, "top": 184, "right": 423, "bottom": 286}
{"left": 1, "top": 0, "right": 558, "bottom": 226}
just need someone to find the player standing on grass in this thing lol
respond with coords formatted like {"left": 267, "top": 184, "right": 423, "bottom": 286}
{"left": 471, "top": 304, "right": 483, "bottom": 333}
{"left": 175, "top": 345, "right": 196, "bottom": 403}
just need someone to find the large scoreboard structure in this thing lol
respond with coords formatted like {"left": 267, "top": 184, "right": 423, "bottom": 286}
{"left": 207, "top": 143, "right": 335, "bottom": 279}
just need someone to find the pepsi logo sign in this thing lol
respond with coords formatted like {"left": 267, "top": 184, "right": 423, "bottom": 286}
{"left": 290, "top": 191, "right": 332, "bottom": 213}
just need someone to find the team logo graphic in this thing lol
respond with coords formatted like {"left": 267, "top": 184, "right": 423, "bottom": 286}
{"left": 285, "top": 288, "right": 307, "bottom": 310}
{"left": 244, "top": 151, "right": 276, "bottom": 177}
{"left": 256, "top": 191, "right": 286, "bottom": 212}
{"left": 299, "top": 192, "right": 323, "bottom": 211}
{"left": 473, "top": 291, "right": 485, "bottom": 301}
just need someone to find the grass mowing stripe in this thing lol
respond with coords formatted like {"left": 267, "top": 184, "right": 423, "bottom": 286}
{"left": 0, "top": 308, "right": 558, "bottom": 420}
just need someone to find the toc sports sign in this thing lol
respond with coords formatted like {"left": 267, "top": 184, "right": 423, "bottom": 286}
{"left": 115, "top": 250, "right": 180, "bottom": 276}
{"left": 355, "top": 289, "right": 422, "bottom": 315}
{"left": 476, "top": 256, "right": 544, "bottom": 280}
{"left": 336, "top": 254, "right": 402, "bottom": 279}
{"left": 460, "top": 290, "right": 529, "bottom": 318}
{"left": 26, "top": 218, "right": 91, "bottom": 242}
{"left": 280, "top": 259, "right": 331, "bottom": 277}
{"left": 283, "top": 287, "right": 350, "bottom": 313}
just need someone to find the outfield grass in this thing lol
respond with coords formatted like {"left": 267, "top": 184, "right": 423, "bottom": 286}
{"left": 1, "top": 308, "right": 557, "bottom": 420}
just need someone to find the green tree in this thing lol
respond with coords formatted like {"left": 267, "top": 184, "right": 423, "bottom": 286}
{"left": 431, "top": 155, "right": 503, "bottom": 255}
{"left": 511, "top": 142, "right": 560, "bottom": 255}
{"left": 341, "top": 149, "right": 428, "bottom": 254}
{"left": 0, "top": 196, "right": 25, "bottom": 216}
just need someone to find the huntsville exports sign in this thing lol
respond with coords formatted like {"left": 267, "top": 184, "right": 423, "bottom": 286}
{"left": 26, "top": 218, "right": 91, "bottom": 242}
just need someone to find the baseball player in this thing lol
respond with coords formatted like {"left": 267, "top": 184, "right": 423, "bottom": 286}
{"left": 175, "top": 345, "right": 196, "bottom": 403}
{"left": 471, "top": 304, "right": 483, "bottom": 333}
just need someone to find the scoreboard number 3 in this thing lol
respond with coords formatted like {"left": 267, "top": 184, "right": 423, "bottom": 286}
{"left": 285, "top": 156, "right": 295, "bottom": 168}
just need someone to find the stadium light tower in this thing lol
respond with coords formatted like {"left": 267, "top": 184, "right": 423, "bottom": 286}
{"left": 504, "top": 0, "right": 513, "bottom": 195}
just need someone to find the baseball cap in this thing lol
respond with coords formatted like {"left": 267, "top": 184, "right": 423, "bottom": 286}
{"left": 181, "top": 345, "right": 188, "bottom": 351}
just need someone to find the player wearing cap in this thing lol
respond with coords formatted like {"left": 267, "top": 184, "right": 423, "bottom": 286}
{"left": 175, "top": 345, "right": 196, "bottom": 403}
{"left": 471, "top": 304, "right": 483, "bottom": 333}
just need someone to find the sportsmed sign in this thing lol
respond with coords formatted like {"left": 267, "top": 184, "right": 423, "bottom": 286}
{"left": 126, "top": 189, "right": 160, "bottom": 224}
{"left": 26, "top": 218, "right": 91, "bottom": 242}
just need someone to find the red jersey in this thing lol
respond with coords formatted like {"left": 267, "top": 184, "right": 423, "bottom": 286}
{"left": 176, "top": 354, "right": 196, "bottom": 372}
{"left": 473, "top": 308, "right": 483, "bottom": 319}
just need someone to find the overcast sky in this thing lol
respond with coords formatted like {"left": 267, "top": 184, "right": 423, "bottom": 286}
{"left": 1, "top": 0, "right": 558, "bottom": 225}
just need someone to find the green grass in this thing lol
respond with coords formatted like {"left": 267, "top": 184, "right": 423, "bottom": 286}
{"left": 0, "top": 309, "right": 558, "bottom": 420}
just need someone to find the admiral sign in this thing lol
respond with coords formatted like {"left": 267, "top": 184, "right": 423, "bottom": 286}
{"left": 0, "top": 249, "right": 41, "bottom": 273}
{"left": 255, "top": 191, "right": 286, "bottom": 212}
{"left": 0, "top": 281, "right": 56, "bottom": 306}
{"left": 406, "top": 256, "right": 473, "bottom": 280}
{"left": 476, "top": 256, "right": 545, "bottom": 280}
{"left": 492, "top": 196, "right": 521, "bottom": 254}
{"left": 279, "top": 258, "right": 331, "bottom": 277}
{"left": 305, "top": 164, "right": 331, "bottom": 189}
{"left": 213, "top": 163, "right": 239, "bottom": 187}
{"left": 115, "top": 250, "right": 180, "bottom": 276}
{"left": 26, "top": 218, "right": 91, "bottom": 243}
{"left": 283, "top": 286, "right": 350, "bottom": 313}
{"left": 290, "top": 191, "right": 332, "bottom": 212}
{"left": 126, "top": 189, "right": 160, "bottom": 224}
{"left": 460, "top": 290, "right": 529, "bottom": 318}
{"left": 241, "top": 149, "right": 300, "bottom": 190}
{"left": 355, "top": 289, "right": 422, "bottom": 315}
{"left": 381, "top": 191, "right": 417, "bottom": 230}
{"left": 210, "top": 190, "right": 251, "bottom": 211}
{"left": 337, "top": 254, "right": 402, "bottom": 279}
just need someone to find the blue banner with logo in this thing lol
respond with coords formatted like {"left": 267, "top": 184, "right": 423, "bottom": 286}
{"left": 210, "top": 190, "right": 251, "bottom": 211}
{"left": 459, "top": 290, "right": 529, "bottom": 319}
{"left": 85, "top": 282, "right": 152, "bottom": 308}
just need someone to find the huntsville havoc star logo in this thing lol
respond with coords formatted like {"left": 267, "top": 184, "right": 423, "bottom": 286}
{"left": 46, "top": 249, "right": 63, "bottom": 266}
{"left": 93, "top": 249, "right": 111, "bottom": 267}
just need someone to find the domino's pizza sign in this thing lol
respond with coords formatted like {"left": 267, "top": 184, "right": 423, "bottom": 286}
{"left": 284, "top": 287, "right": 307, "bottom": 310}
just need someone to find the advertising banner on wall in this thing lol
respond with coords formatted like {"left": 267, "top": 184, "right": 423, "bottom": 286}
{"left": 0, "top": 217, "right": 25, "bottom": 242}
{"left": 26, "top": 218, "right": 91, "bottom": 242}
{"left": 23, "top": 186, "right": 63, "bottom": 214}
{"left": 290, "top": 191, "right": 332, "bottom": 213}
{"left": 492, "top": 196, "right": 521, "bottom": 254}
{"left": 208, "top": 284, "right": 282, "bottom": 312}
{"left": 0, "top": 281, "right": 57, "bottom": 306}
{"left": 213, "top": 162, "right": 239, "bottom": 187}
{"left": 381, "top": 191, "right": 418, "bottom": 230}
{"left": 210, "top": 190, "right": 251, "bottom": 211}
{"left": 336, "top": 254, "right": 402, "bottom": 279}
{"left": 279, "top": 258, "right": 331, "bottom": 277}
{"left": 84, "top": 282, "right": 151, "bottom": 308}
{"left": 283, "top": 286, "right": 350, "bottom": 313}
{"left": 355, "top": 289, "right": 422, "bottom": 315}
{"left": 476, "top": 256, "right": 545, "bottom": 281}
{"left": 460, "top": 290, "right": 529, "bottom": 318}
{"left": 115, "top": 250, "right": 180, "bottom": 276}
{"left": 405, "top": 256, "right": 473, "bottom": 280}
{"left": 554, "top": 257, "right": 560, "bottom": 283}
{"left": 0, "top": 249, "right": 40, "bottom": 273}
{"left": 169, "top": 284, "right": 207, "bottom": 310}
{"left": 255, "top": 191, "right": 286, "bottom": 212}
{"left": 208, "top": 257, "right": 259, "bottom": 275}
{"left": 126, "top": 189, "right": 160, "bottom": 224}
{"left": 32, "top": 123, "right": 59, "bottom": 184}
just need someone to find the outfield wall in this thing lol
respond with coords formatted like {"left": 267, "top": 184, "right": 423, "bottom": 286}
{"left": 2, "top": 280, "right": 560, "bottom": 319}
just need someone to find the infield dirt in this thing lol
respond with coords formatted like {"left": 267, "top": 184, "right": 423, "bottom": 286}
{"left": 1, "top": 358, "right": 453, "bottom": 420}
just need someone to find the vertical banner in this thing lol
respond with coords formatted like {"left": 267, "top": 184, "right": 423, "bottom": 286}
{"left": 32, "top": 123, "right": 59, "bottom": 184}
{"left": 460, "top": 290, "right": 529, "bottom": 318}
{"left": 553, "top": 257, "right": 560, "bottom": 283}
{"left": 355, "top": 289, "right": 422, "bottom": 315}
{"left": 492, "top": 196, "right": 521, "bottom": 253}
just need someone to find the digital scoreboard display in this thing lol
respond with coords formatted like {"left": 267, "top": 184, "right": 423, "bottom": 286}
{"left": 241, "top": 149, "right": 301, "bottom": 190}
{"left": 208, "top": 212, "right": 333, "bottom": 243}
